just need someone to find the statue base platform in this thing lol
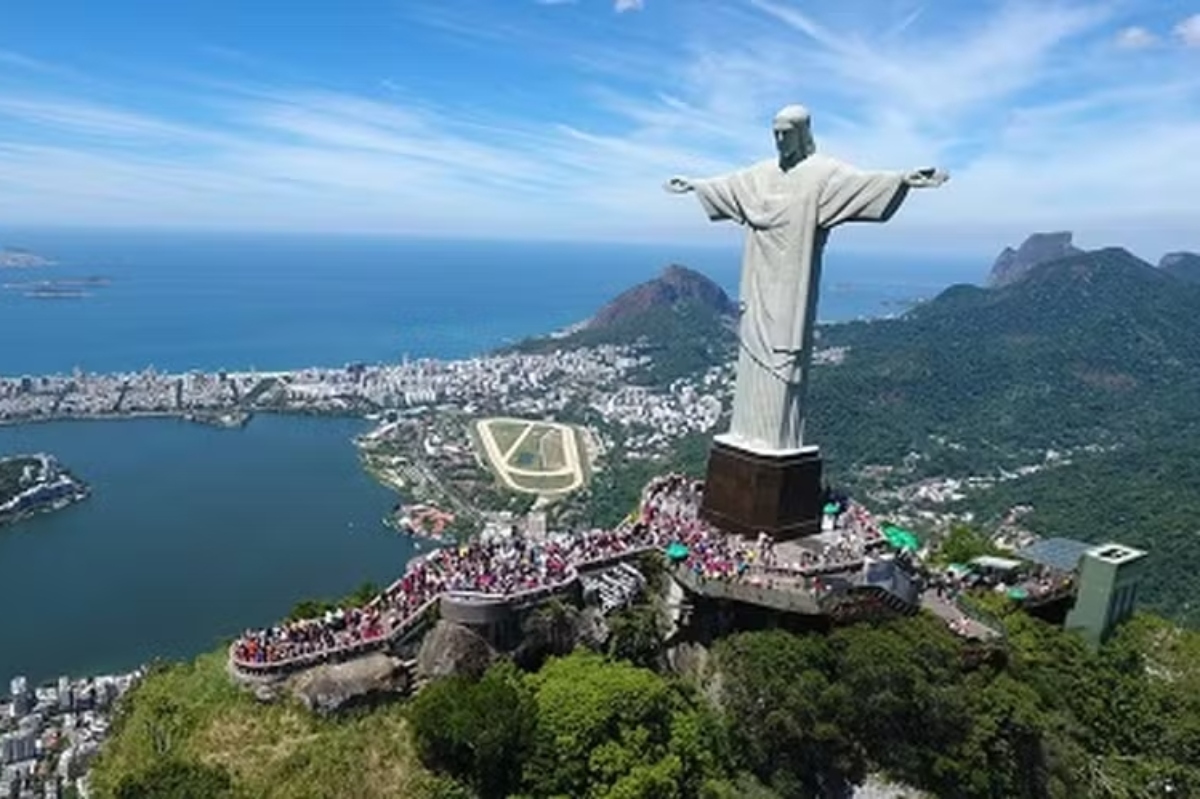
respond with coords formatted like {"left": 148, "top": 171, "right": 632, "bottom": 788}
{"left": 700, "top": 436, "right": 823, "bottom": 540}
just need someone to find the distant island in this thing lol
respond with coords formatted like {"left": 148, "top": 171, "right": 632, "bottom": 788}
{"left": 0, "top": 246, "right": 55, "bottom": 269}
{"left": 2, "top": 275, "right": 113, "bottom": 299}
{"left": 0, "top": 454, "right": 90, "bottom": 526}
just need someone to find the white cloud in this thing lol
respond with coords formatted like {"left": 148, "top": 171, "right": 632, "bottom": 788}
{"left": 0, "top": 97, "right": 213, "bottom": 141}
{"left": 1, "top": 2, "right": 1199, "bottom": 258}
{"left": 1174, "top": 14, "right": 1200, "bottom": 47}
{"left": 615, "top": 0, "right": 644, "bottom": 13}
{"left": 1114, "top": 26, "right": 1157, "bottom": 50}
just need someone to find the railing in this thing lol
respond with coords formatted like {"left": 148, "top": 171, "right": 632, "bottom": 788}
{"left": 231, "top": 549, "right": 661, "bottom": 674}
{"left": 230, "top": 522, "right": 901, "bottom": 675}
{"left": 670, "top": 564, "right": 823, "bottom": 615}
{"left": 231, "top": 596, "right": 441, "bottom": 675}
{"left": 576, "top": 546, "right": 658, "bottom": 573}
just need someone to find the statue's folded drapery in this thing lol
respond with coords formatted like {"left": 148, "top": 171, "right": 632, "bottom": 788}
{"left": 691, "top": 154, "right": 909, "bottom": 453}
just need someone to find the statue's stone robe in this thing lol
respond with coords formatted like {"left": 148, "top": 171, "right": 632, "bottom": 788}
{"left": 692, "top": 154, "right": 909, "bottom": 453}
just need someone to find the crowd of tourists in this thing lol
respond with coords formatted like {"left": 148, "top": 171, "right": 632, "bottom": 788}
{"left": 637, "top": 474, "right": 777, "bottom": 580}
{"left": 233, "top": 605, "right": 390, "bottom": 668}
{"left": 635, "top": 473, "right": 887, "bottom": 580}
{"left": 232, "top": 473, "right": 889, "bottom": 671}
{"left": 232, "top": 513, "right": 661, "bottom": 669}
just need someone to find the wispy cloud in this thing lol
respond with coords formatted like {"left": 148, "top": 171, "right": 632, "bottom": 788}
{"left": 0, "top": 49, "right": 95, "bottom": 84}
{"left": 1, "top": 1, "right": 1198, "bottom": 257}
{"left": 0, "top": 49, "right": 53, "bottom": 72}
{"left": 1175, "top": 14, "right": 1200, "bottom": 47}
{"left": 0, "top": 97, "right": 209, "bottom": 141}
{"left": 615, "top": 0, "right": 645, "bottom": 13}
{"left": 1114, "top": 25, "right": 1157, "bottom": 50}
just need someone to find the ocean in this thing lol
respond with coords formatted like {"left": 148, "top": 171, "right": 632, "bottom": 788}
{"left": 0, "top": 230, "right": 977, "bottom": 375}
{"left": 0, "top": 230, "right": 978, "bottom": 685}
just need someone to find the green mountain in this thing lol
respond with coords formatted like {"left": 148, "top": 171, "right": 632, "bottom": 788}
{"left": 811, "top": 247, "right": 1200, "bottom": 469}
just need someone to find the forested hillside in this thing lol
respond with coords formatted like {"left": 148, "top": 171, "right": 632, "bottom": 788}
{"left": 91, "top": 605, "right": 1200, "bottom": 798}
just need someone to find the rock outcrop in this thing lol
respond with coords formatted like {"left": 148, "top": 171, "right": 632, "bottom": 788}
{"left": 415, "top": 621, "right": 497, "bottom": 681}
{"left": 988, "top": 232, "right": 1081, "bottom": 287}
{"left": 289, "top": 653, "right": 411, "bottom": 716}
{"left": 512, "top": 602, "right": 607, "bottom": 671}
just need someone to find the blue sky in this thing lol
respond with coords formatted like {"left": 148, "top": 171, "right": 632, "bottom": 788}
{"left": 1, "top": 0, "right": 1198, "bottom": 256}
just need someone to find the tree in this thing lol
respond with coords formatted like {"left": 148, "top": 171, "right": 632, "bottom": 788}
{"left": 934, "top": 524, "right": 999, "bottom": 566}
{"left": 713, "top": 630, "right": 864, "bottom": 797}
{"left": 408, "top": 661, "right": 536, "bottom": 799}
{"left": 523, "top": 652, "right": 696, "bottom": 798}
{"left": 607, "top": 603, "right": 665, "bottom": 671}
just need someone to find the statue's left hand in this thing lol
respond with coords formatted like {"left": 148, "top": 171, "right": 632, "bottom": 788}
{"left": 663, "top": 176, "right": 694, "bottom": 194}
{"left": 903, "top": 168, "right": 950, "bottom": 188}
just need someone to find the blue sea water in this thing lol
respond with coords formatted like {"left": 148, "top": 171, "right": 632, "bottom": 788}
{"left": 0, "top": 230, "right": 977, "bottom": 375}
{"left": 0, "top": 230, "right": 978, "bottom": 685}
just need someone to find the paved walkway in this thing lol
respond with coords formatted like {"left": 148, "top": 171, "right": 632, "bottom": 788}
{"left": 920, "top": 589, "right": 1002, "bottom": 640}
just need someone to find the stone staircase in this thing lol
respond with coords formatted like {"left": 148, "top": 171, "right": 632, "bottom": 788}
{"left": 818, "top": 581, "right": 920, "bottom": 624}
{"left": 581, "top": 562, "right": 646, "bottom": 614}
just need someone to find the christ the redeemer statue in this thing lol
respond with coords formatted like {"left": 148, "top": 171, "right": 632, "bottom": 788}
{"left": 665, "top": 104, "right": 948, "bottom": 455}
{"left": 664, "top": 104, "right": 948, "bottom": 539}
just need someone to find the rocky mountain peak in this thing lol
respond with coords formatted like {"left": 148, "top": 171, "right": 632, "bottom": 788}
{"left": 988, "top": 232, "right": 1082, "bottom": 287}
{"left": 587, "top": 264, "right": 736, "bottom": 330}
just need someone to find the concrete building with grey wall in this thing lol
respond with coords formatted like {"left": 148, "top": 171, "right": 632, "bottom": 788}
{"left": 1064, "top": 542, "right": 1148, "bottom": 648}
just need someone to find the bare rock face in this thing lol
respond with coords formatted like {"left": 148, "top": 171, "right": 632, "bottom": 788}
{"left": 289, "top": 653, "right": 410, "bottom": 716}
{"left": 416, "top": 621, "right": 497, "bottom": 682}
{"left": 253, "top": 684, "right": 281, "bottom": 704}
{"left": 852, "top": 774, "right": 933, "bottom": 798}
{"left": 988, "top": 232, "right": 1082, "bottom": 287}
{"left": 574, "top": 606, "right": 610, "bottom": 651}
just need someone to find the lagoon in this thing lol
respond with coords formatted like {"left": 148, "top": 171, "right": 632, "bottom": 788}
{"left": 0, "top": 414, "right": 418, "bottom": 686}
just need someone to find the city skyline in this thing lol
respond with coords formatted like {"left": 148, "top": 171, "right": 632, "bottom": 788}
{"left": 1, "top": 0, "right": 1198, "bottom": 255}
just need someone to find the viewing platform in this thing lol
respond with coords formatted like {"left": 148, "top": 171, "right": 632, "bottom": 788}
{"left": 228, "top": 475, "right": 936, "bottom": 680}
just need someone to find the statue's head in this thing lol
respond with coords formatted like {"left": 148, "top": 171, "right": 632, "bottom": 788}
{"left": 772, "top": 104, "right": 816, "bottom": 166}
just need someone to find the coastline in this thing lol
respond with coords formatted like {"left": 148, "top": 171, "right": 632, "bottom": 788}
{"left": 0, "top": 407, "right": 365, "bottom": 429}
{"left": 0, "top": 489, "right": 91, "bottom": 527}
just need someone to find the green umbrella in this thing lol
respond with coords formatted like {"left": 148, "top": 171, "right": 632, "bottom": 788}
{"left": 882, "top": 524, "right": 920, "bottom": 551}
{"left": 666, "top": 542, "right": 690, "bottom": 561}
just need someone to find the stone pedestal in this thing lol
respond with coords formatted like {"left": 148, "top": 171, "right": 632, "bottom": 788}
{"left": 700, "top": 435, "right": 823, "bottom": 540}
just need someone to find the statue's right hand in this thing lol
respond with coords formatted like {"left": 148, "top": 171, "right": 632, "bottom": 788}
{"left": 664, "top": 176, "right": 694, "bottom": 194}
